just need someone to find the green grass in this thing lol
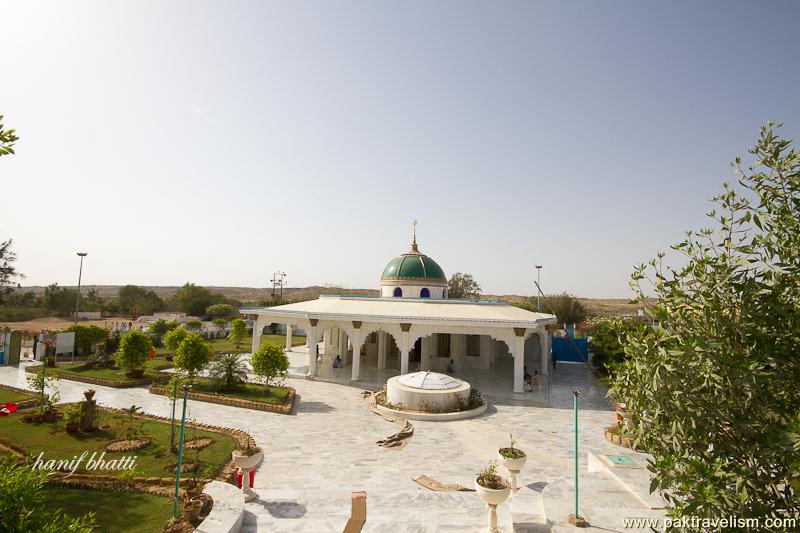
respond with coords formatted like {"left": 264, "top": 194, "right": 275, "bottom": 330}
{"left": 56, "top": 357, "right": 172, "bottom": 382}
{"left": 155, "top": 333, "right": 306, "bottom": 354}
{"left": 0, "top": 406, "right": 237, "bottom": 478}
{"left": 0, "top": 305, "right": 51, "bottom": 321}
{"left": 43, "top": 487, "right": 173, "bottom": 533}
{"left": 190, "top": 378, "right": 290, "bottom": 405}
{"left": 0, "top": 388, "right": 34, "bottom": 403}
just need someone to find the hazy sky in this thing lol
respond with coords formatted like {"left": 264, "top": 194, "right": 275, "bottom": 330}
{"left": 2, "top": 1, "right": 798, "bottom": 298}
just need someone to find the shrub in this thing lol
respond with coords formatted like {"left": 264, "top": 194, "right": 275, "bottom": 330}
{"left": 587, "top": 317, "right": 652, "bottom": 375}
{"left": 208, "top": 353, "right": 248, "bottom": 391}
{"left": 64, "top": 324, "right": 108, "bottom": 355}
{"left": 206, "top": 303, "right": 236, "bottom": 319}
{"left": 228, "top": 318, "right": 247, "bottom": 349}
{"left": 174, "top": 333, "right": 210, "bottom": 379}
{"left": 250, "top": 343, "right": 288, "bottom": 394}
{"left": 115, "top": 331, "right": 152, "bottom": 372}
{"left": 163, "top": 327, "right": 188, "bottom": 351}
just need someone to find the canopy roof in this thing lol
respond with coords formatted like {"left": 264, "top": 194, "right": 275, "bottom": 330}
{"left": 242, "top": 295, "right": 556, "bottom": 328}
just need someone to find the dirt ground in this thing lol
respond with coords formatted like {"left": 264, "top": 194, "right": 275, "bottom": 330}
{"left": 0, "top": 316, "right": 134, "bottom": 333}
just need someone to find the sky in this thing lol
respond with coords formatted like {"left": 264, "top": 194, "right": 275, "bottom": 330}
{"left": 2, "top": 1, "right": 799, "bottom": 298}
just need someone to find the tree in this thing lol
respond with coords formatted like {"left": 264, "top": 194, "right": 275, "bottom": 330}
{"left": 206, "top": 303, "right": 236, "bottom": 319}
{"left": 42, "top": 284, "right": 77, "bottom": 316}
{"left": 0, "top": 115, "right": 19, "bottom": 157}
{"left": 163, "top": 327, "right": 188, "bottom": 351}
{"left": 0, "top": 239, "right": 22, "bottom": 304}
{"left": 115, "top": 331, "right": 152, "bottom": 374}
{"left": 228, "top": 318, "right": 247, "bottom": 349}
{"left": 585, "top": 317, "right": 651, "bottom": 375}
{"left": 250, "top": 343, "right": 289, "bottom": 394}
{"left": 117, "top": 285, "right": 163, "bottom": 316}
{"left": 174, "top": 333, "right": 210, "bottom": 379}
{"left": 208, "top": 353, "right": 248, "bottom": 391}
{"left": 174, "top": 283, "right": 220, "bottom": 317}
{"left": 448, "top": 272, "right": 482, "bottom": 299}
{"left": 64, "top": 324, "right": 108, "bottom": 355}
{"left": 0, "top": 459, "right": 95, "bottom": 533}
{"left": 149, "top": 319, "right": 170, "bottom": 336}
{"left": 515, "top": 293, "right": 587, "bottom": 324}
{"left": 610, "top": 124, "right": 800, "bottom": 527}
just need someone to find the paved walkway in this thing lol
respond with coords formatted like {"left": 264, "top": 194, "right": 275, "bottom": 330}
{"left": 0, "top": 361, "right": 625, "bottom": 532}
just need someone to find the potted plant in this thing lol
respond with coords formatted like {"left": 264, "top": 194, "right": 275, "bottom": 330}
{"left": 232, "top": 443, "right": 263, "bottom": 470}
{"left": 474, "top": 460, "right": 510, "bottom": 506}
{"left": 183, "top": 498, "right": 203, "bottom": 522}
{"left": 498, "top": 433, "right": 527, "bottom": 472}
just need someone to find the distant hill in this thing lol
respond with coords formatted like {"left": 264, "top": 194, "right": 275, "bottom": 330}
{"left": 16, "top": 285, "right": 646, "bottom": 316}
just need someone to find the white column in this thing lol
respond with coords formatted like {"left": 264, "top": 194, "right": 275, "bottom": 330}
{"left": 420, "top": 336, "right": 430, "bottom": 371}
{"left": 513, "top": 329, "right": 526, "bottom": 393}
{"left": 338, "top": 329, "right": 346, "bottom": 361}
{"left": 539, "top": 330, "right": 549, "bottom": 377}
{"left": 453, "top": 334, "right": 466, "bottom": 367}
{"left": 251, "top": 318, "right": 262, "bottom": 354}
{"left": 308, "top": 321, "right": 318, "bottom": 377}
{"left": 399, "top": 326, "right": 411, "bottom": 375}
{"left": 377, "top": 331, "right": 386, "bottom": 370}
{"left": 285, "top": 324, "right": 292, "bottom": 352}
{"left": 351, "top": 327, "right": 362, "bottom": 381}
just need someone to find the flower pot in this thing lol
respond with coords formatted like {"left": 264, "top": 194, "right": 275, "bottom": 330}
{"left": 498, "top": 449, "right": 527, "bottom": 472}
{"left": 183, "top": 499, "right": 203, "bottom": 522}
{"left": 474, "top": 476, "right": 511, "bottom": 506}
{"left": 232, "top": 449, "right": 262, "bottom": 470}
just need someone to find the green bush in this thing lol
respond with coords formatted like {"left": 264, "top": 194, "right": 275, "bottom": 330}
{"left": 65, "top": 324, "right": 108, "bottom": 355}
{"left": 227, "top": 318, "right": 247, "bottom": 349}
{"left": 250, "top": 343, "right": 289, "bottom": 394}
{"left": 587, "top": 318, "right": 650, "bottom": 374}
{"left": 174, "top": 333, "right": 210, "bottom": 378}
{"left": 163, "top": 327, "right": 188, "bottom": 351}
{"left": 115, "top": 331, "right": 152, "bottom": 372}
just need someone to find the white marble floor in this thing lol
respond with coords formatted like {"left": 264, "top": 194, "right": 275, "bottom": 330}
{"left": 0, "top": 361, "right": 635, "bottom": 532}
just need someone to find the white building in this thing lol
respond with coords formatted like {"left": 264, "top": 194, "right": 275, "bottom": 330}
{"left": 242, "top": 236, "right": 556, "bottom": 395}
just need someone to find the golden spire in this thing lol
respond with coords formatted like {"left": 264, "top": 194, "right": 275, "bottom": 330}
{"left": 411, "top": 219, "right": 419, "bottom": 252}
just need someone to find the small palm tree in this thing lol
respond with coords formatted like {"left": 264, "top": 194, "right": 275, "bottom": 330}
{"left": 208, "top": 353, "right": 249, "bottom": 391}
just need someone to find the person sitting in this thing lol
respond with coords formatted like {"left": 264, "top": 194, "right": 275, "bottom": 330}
{"left": 446, "top": 359, "right": 455, "bottom": 373}
{"left": 524, "top": 367, "right": 533, "bottom": 391}
{"left": 332, "top": 355, "right": 342, "bottom": 368}
{"left": 531, "top": 370, "right": 540, "bottom": 386}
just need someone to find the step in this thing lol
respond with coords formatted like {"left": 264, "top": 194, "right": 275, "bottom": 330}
{"left": 587, "top": 450, "right": 666, "bottom": 510}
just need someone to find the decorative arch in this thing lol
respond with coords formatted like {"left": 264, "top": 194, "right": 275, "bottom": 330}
{"left": 420, "top": 288, "right": 430, "bottom": 298}
{"left": 393, "top": 287, "right": 403, "bottom": 297}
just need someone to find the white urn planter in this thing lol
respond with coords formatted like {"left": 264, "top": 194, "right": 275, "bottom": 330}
{"left": 232, "top": 449, "right": 263, "bottom": 502}
{"left": 497, "top": 448, "right": 527, "bottom": 491}
{"left": 475, "top": 476, "right": 511, "bottom": 532}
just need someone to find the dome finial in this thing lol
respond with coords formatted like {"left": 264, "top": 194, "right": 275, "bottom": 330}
{"left": 411, "top": 219, "right": 419, "bottom": 252}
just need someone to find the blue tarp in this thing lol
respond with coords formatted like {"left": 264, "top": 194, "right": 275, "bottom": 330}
{"left": 551, "top": 337, "right": 588, "bottom": 363}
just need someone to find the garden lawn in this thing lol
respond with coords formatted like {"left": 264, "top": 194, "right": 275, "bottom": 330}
{"left": 43, "top": 487, "right": 173, "bottom": 533}
{"left": 155, "top": 333, "right": 305, "bottom": 354}
{"left": 0, "top": 388, "right": 34, "bottom": 403}
{"left": 55, "top": 357, "right": 171, "bottom": 382}
{"left": 190, "top": 379, "right": 290, "bottom": 405}
{"left": 0, "top": 406, "right": 237, "bottom": 478}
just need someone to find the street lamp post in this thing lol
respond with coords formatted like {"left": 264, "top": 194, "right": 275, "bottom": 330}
{"left": 75, "top": 252, "right": 88, "bottom": 323}
{"left": 535, "top": 265, "right": 542, "bottom": 312}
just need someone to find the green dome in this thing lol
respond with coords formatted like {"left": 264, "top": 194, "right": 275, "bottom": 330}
{"left": 381, "top": 250, "right": 447, "bottom": 283}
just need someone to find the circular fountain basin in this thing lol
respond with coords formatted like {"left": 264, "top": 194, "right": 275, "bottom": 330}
{"left": 386, "top": 371, "right": 471, "bottom": 413}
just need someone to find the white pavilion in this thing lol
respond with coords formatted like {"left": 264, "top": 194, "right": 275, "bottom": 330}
{"left": 242, "top": 234, "right": 557, "bottom": 396}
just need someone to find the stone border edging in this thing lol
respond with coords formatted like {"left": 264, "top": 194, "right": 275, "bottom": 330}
{"left": 148, "top": 383, "right": 295, "bottom": 415}
{"left": 0, "top": 384, "right": 39, "bottom": 410}
{"left": 195, "top": 480, "right": 245, "bottom": 533}
{"left": 375, "top": 401, "right": 488, "bottom": 421}
{"left": 25, "top": 364, "right": 170, "bottom": 388}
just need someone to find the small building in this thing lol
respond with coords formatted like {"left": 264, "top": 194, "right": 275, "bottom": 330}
{"left": 242, "top": 234, "right": 557, "bottom": 396}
